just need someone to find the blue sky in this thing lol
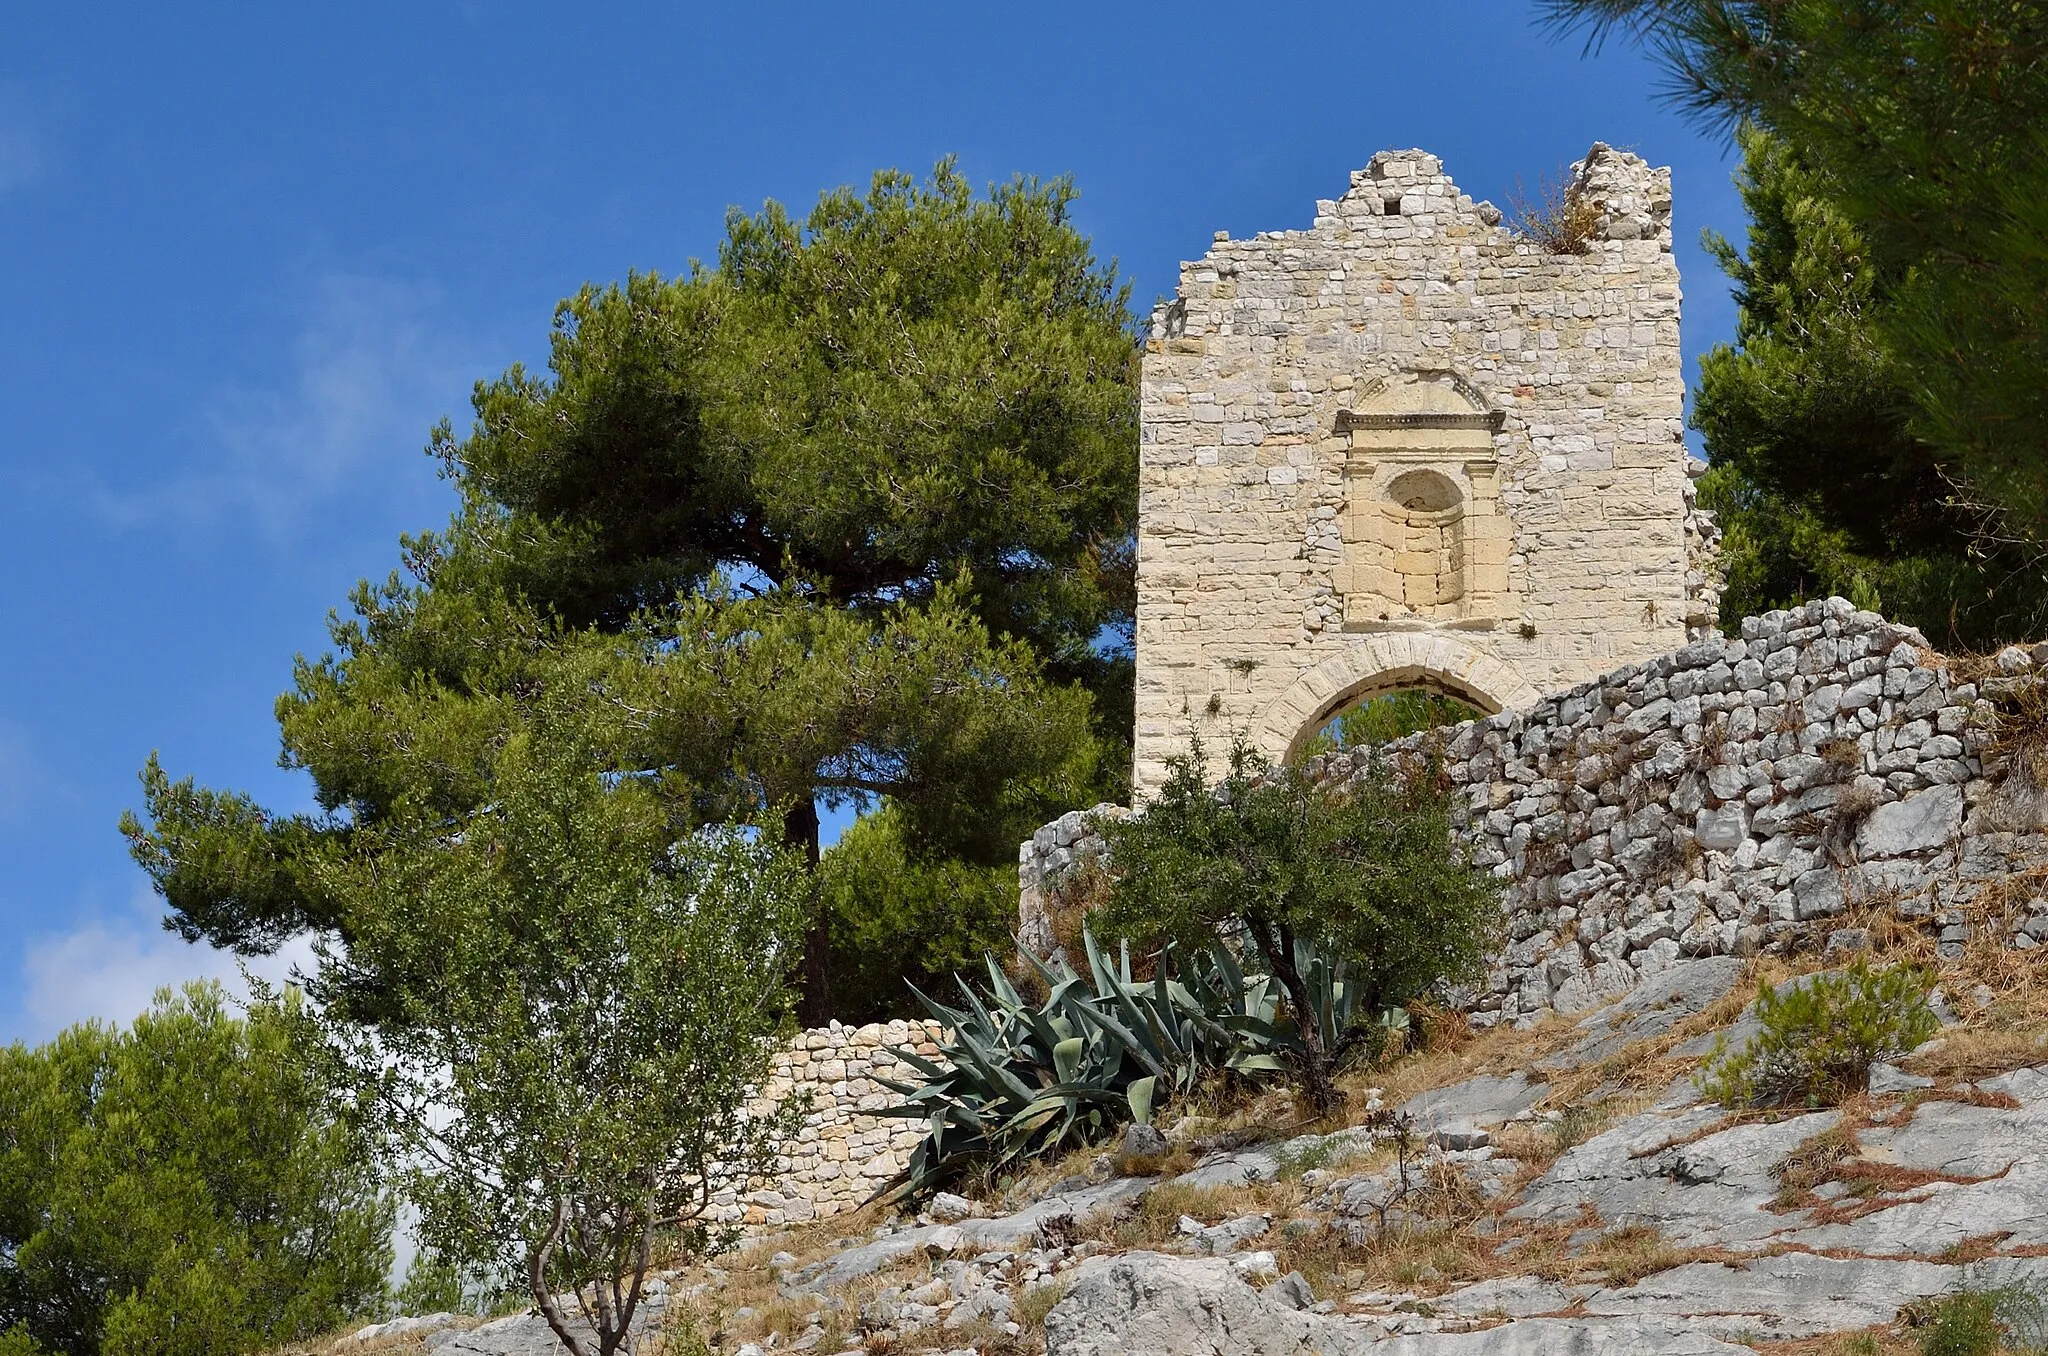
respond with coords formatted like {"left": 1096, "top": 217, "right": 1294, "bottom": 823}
{"left": 0, "top": 3, "right": 1743, "bottom": 1044}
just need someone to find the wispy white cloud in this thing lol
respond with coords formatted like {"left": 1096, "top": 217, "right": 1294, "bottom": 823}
{"left": 89, "top": 271, "right": 480, "bottom": 542}
{"left": 16, "top": 889, "right": 319, "bottom": 1043}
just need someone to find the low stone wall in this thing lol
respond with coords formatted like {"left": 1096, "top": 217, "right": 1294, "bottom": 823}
{"left": 710, "top": 1018, "right": 947, "bottom": 1231}
{"left": 1021, "top": 598, "right": 2048, "bottom": 1027}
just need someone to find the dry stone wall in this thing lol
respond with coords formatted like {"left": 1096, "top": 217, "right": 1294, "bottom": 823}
{"left": 710, "top": 1018, "right": 946, "bottom": 1231}
{"left": 1134, "top": 143, "right": 1717, "bottom": 798}
{"left": 1025, "top": 598, "right": 2048, "bottom": 1027}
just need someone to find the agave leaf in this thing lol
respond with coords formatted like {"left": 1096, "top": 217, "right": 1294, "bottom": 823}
{"left": 948, "top": 1029, "right": 1040, "bottom": 1110}
{"left": 983, "top": 953, "right": 1024, "bottom": 1005}
{"left": 1068, "top": 998, "right": 1168, "bottom": 1079}
{"left": 883, "top": 1045, "right": 952, "bottom": 1081}
{"left": 1053, "top": 1036, "right": 1085, "bottom": 1084}
{"left": 1127, "top": 1075, "right": 1157, "bottom": 1127}
{"left": 1081, "top": 926, "right": 1120, "bottom": 1001}
{"left": 1228, "top": 1053, "right": 1288, "bottom": 1074}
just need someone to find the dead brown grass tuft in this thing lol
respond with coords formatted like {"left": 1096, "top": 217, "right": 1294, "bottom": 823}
{"left": 1585, "top": 1224, "right": 1691, "bottom": 1285}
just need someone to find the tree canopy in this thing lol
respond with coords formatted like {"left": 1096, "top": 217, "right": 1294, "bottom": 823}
{"left": 1543, "top": 0, "right": 2048, "bottom": 562}
{"left": 307, "top": 706, "right": 808, "bottom": 1356}
{"left": 123, "top": 161, "right": 1140, "bottom": 1020}
{"left": 0, "top": 985, "right": 391, "bottom": 1356}
{"left": 1693, "top": 126, "right": 2048, "bottom": 644}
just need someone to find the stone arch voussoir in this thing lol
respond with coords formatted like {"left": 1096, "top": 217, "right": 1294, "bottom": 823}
{"left": 1256, "top": 634, "right": 1542, "bottom": 763}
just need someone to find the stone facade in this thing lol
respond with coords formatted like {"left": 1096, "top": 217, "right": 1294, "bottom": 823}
{"left": 1027, "top": 598, "right": 2048, "bottom": 1028}
{"left": 711, "top": 1018, "right": 947, "bottom": 1231}
{"left": 1135, "top": 143, "right": 1715, "bottom": 797}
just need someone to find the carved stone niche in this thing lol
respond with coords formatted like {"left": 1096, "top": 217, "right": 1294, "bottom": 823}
{"left": 1332, "top": 372, "right": 1511, "bottom": 632}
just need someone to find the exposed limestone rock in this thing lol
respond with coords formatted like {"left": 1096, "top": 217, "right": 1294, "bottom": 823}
{"left": 1043, "top": 1252, "right": 1758, "bottom": 1356}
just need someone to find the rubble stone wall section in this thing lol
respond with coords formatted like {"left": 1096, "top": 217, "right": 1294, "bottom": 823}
{"left": 710, "top": 1018, "right": 947, "bottom": 1231}
{"left": 1026, "top": 598, "right": 2048, "bottom": 1027}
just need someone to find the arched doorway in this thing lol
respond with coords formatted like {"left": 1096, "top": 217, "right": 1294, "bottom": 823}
{"left": 1252, "top": 632, "right": 1541, "bottom": 766}
{"left": 1296, "top": 682, "right": 1487, "bottom": 759}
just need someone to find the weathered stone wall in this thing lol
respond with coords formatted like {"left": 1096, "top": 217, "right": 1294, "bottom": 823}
{"left": 1135, "top": 143, "right": 1714, "bottom": 798}
{"left": 710, "top": 1018, "right": 946, "bottom": 1231}
{"left": 1027, "top": 598, "right": 2048, "bottom": 1027}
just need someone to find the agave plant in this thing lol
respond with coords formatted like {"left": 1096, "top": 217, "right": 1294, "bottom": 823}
{"left": 874, "top": 927, "right": 1401, "bottom": 1198}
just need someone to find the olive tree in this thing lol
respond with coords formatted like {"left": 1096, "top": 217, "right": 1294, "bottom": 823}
{"left": 307, "top": 706, "right": 807, "bottom": 1356}
{"left": 1096, "top": 737, "right": 1501, "bottom": 1116}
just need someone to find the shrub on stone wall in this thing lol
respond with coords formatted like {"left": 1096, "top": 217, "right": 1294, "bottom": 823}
{"left": 1698, "top": 959, "right": 1938, "bottom": 1108}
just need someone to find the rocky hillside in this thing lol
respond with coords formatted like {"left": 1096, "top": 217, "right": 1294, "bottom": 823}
{"left": 327, "top": 945, "right": 2048, "bottom": 1356}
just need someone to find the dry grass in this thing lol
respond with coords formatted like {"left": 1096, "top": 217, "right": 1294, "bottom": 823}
{"left": 1078, "top": 1178, "right": 1299, "bottom": 1253}
{"left": 1909, "top": 1028, "right": 2048, "bottom": 1082}
{"left": 1772, "top": 1118, "right": 1863, "bottom": 1209}
{"left": 1972, "top": 667, "right": 2048, "bottom": 811}
{"left": 1584, "top": 1224, "right": 1692, "bottom": 1285}
{"left": 1747, "top": 1327, "right": 1913, "bottom": 1356}
{"left": 1012, "top": 1277, "right": 1069, "bottom": 1332}
{"left": 269, "top": 1324, "right": 466, "bottom": 1355}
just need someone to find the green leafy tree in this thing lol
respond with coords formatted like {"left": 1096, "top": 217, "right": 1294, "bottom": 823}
{"left": 1692, "top": 126, "right": 2048, "bottom": 644}
{"left": 1299, "top": 688, "right": 1485, "bottom": 758}
{"left": 1095, "top": 737, "right": 1502, "bottom": 1116}
{"left": 1543, "top": 0, "right": 2048, "bottom": 552}
{"left": 818, "top": 803, "right": 1018, "bottom": 1024}
{"left": 0, "top": 985, "right": 391, "bottom": 1356}
{"left": 122, "top": 161, "right": 1139, "bottom": 1021}
{"left": 306, "top": 702, "right": 809, "bottom": 1356}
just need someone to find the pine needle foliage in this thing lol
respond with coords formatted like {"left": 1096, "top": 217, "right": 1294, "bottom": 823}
{"left": 1698, "top": 959, "right": 1939, "bottom": 1108}
{"left": 1541, "top": 0, "right": 2048, "bottom": 556}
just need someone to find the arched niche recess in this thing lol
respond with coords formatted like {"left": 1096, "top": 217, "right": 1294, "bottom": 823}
{"left": 1331, "top": 371, "right": 1511, "bottom": 631}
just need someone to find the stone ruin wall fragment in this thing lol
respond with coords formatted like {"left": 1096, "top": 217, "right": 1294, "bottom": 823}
{"left": 1135, "top": 144, "right": 1717, "bottom": 798}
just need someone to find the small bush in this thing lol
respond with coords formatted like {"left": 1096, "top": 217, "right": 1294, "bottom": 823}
{"left": 1097, "top": 735, "right": 1502, "bottom": 1115}
{"left": 1916, "top": 1279, "right": 2048, "bottom": 1355}
{"left": 1511, "top": 170, "right": 1601, "bottom": 255}
{"left": 1921, "top": 1290, "right": 2003, "bottom": 1356}
{"left": 1699, "top": 960, "right": 1939, "bottom": 1107}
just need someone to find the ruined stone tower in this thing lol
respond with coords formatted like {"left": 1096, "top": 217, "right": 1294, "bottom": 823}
{"left": 1133, "top": 145, "right": 1716, "bottom": 795}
